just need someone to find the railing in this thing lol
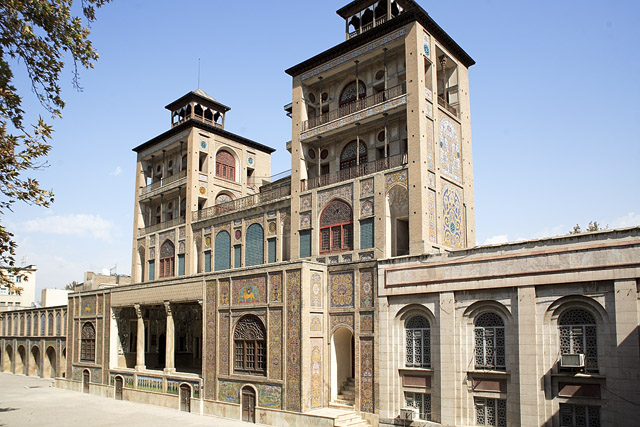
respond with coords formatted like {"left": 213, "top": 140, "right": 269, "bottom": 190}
{"left": 303, "top": 83, "right": 406, "bottom": 131}
{"left": 301, "top": 153, "right": 407, "bottom": 191}
{"left": 139, "top": 217, "right": 185, "bottom": 236}
{"left": 172, "top": 112, "right": 223, "bottom": 128}
{"left": 438, "top": 96, "right": 458, "bottom": 117}
{"left": 140, "top": 170, "right": 187, "bottom": 196}
{"left": 193, "top": 183, "right": 291, "bottom": 222}
{"left": 348, "top": 15, "right": 388, "bottom": 39}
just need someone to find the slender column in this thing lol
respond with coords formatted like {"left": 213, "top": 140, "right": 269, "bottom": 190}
{"left": 162, "top": 150, "right": 166, "bottom": 183}
{"left": 384, "top": 113, "right": 389, "bottom": 159}
{"left": 515, "top": 286, "right": 540, "bottom": 426}
{"left": 355, "top": 60, "right": 360, "bottom": 99}
{"left": 439, "top": 55, "right": 447, "bottom": 103}
{"left": 134, "top": 304, "right": 145, "bottom": 371}
{"left": 356, "top": 123, "right": 361, "bottom": 167}
{"left": 163, "top": 301, "right": 175, "bottom": 373}
{"left": 383, "top": 47, "right": 388, "bottom": 91}
{"left": 318, "top": 76, "right": 323, "bottom": 121}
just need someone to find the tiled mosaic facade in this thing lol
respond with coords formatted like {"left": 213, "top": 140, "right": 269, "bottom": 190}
{"left": 269, "top": 309, "right": 282, "bottom": 380}
{"left": 300, "top": 194, "right": 312, "bottom": 211}
{"left": 310, "top": 271, "right": 323, "bottom": 308}
{"left": 442, "top": 182, "right": 463, "bottom": 248}
{"left": 219, "top": 280, "right": 230, "bottom": 306}
{"left": 330, "top": 272, "right": 354, "bottom": 308}
{"left": 300, "top": 212, "right": 311, "bottom": 229}
{"left": 318, "top": 183, "right": 353, "bottom": 213}
{"left": 310, "top": 313, "right": 323, "bottom": 332}
{"left": 360, "top": 178, "right": 374, "bottom": 197}
{"left": 220, "top": 313, "right": 230, "bottom": 375}
{"left": 360, "top": 198, "right": 374, "bottom": 217}
{"left": 360, "top": 313, "right": 374, "bottom": 334}
{"left": 360, "top": 338, "right": 374, "bottom": 413}
{"left": 360, "top": 270, "right": 374, "bottom": 308}
{"left": 426, "top": 118, "right": 435, "bottom": 170}
{"left": 285, "top": 270, "right": 301, "bottom": 412}
{"left": 205, "top": 281, "right": 216, "bottom": 399}
{"left": 428, "top": 189, "right": 437, "bottom": 243}
{"left": 258, "top": 384, "right": 282, "bottom": 409}
{"left": 310, "top": 338, "right": 323, "bottom": 409}
{"left": 439, "top": 115, "right": 461, "bottom": 183}
{"left": 233, "top": 275, "right": 266, "bottom": 305}
{"left": 330, "top": 314, "right": 354, "bottom": 332}
{"left": 269, "top": 273, "right": 283, "bottom": 303}
{"left": 385, "top": 169, "right": 408, "bottom": 192}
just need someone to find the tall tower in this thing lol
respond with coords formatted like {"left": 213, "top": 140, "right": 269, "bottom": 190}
{"left": 131, "top": 89, "right": 275, "bottom": 283}
{"left": 286, "top": 0, "right": 475, "bottom": 262}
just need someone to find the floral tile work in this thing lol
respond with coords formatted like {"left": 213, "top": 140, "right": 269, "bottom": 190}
{"left": 360, "top": 312, "right": 374, "bottom": 334}
{"left": 317, "top": 183, "right": 353, "bottom": 214}
{"left": 360, "top": 339, "right": 374, "bottom": 413}
{"left": 310, "top": 271, "right": 323, "bottom": 308}
{"left": 310, "top": 313, "right": 323, "bottom": 332}
{"left": 442, "top": 182, "right": 463, "bottom": 248}
{"left": 439, "top": 115, "right": 461, "bottom": 183}
{"left": 428, "top": 189, "right": 437, "bottom": 243}
{"left": 233, "top": 275, "right": 267, "bottom": 305}
{"left": 300, "top": 194, "right": 312, "bottom": 211}
{"left": 300, "top": 212, "right": 312, "bottom": 229}
{"left": 330, "top": 272, "right": 354, "bottom": 308}
{"left": 220, "top": 313, "right": 230, "bottom": 375}
{"left": 310, "top": 338, "right": 323, "bottom": 409}
{"left": 360, "top": 178, "right": 374, "bottom": 197}
{"left": 426, "top": 118, "right": 435, "bottom": 170}
{"left": 269, "top": 309, "right": 282, "bottom": 380}
{"left": 385, "top": 169, "right": 407, "bottom": 192}
{"left": 218, "top": 380, "right": 240, "bottom": 403}
{"left": 219, "top": 280, "right": 230, "bottom": 306}
{"left": 286, "top": 270, "right": 302, "bottom": 412}
{"left": 269, "top": 273, "right": 283, "bottom": 303}
{"left": 205, "top": 281, "right": 216, "bottom": 399}
{"left": 330, "top": 314, "right": 354, "bottom": 332}
{"left": 360, "top": 198, "right": 374, "bottom": 217}
{"left": 360, "top": 270, "right": 374, "bottom": 308}
{"left": 258, "top": 384, "right": 282, "bottom": 409}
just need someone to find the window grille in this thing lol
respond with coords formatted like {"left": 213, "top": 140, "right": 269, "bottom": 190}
{"left": 474, "top": 312, "right": 505, "bottom": 370}
{"left": 406, "top": 316, "right": 430, "bottom": 368}
{"left": 560, "top": 404, "right": 600, "bottom": 427}
{"left": 559, "top": 309, "right": 598, "bottom": 370}
{"left": 405, "top": 392, "right": 431, "bottom": 420}
{"left": 475, "top": 397, "right": 507, "bottom": 426}
{"left": 234, "top": 315, "right": 266, "bottom": 375}
{"left": 319, "top": 200, "right": 353, "bottom": 253}
{"left": 81, "top": 322, "right": 96, "bottom": 362}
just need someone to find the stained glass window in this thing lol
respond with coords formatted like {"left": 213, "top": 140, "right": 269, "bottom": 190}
{"left": 559, "top": 309, "right": 598, "bottom": 370}
{"left": 159, "top": 240, "right": 175, "bottom": 278}
{"left": 234, "top": 315, "right": 266, "bottom": 375}
{"left": 339, "top": 80, "right": 366, "bottom": 106}
{"left": 340, "top": 140, "right": 368, "bottom": 170}
{"left": 319, "top": 200, "right": 353, "bottom": 253}
{"left": 406, "top": 316, "right": 430, "bottom": 368}
{"left": 474, "top": 312, "right": 505, "bottom": 370}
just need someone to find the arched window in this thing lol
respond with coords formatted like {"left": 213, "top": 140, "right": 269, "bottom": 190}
{"left": 234, "top": 315, "right": 266, "bottom": 375}
{"left": 40, "top": 314, "right": 45, "bottom": 335}
{"left": 48, "top": 313, "right": 54, "bottom": 335}
{"left": 245, "top": 224, "right": 264, "bottom": 267}
{"left": 19, "top": 315, "right": 24, "bottom": 336}
{"left": 339, "top": 80, "right": 366, "bottom": 107}
{"left": 474, "top": 312, "right": 505, "bottom": 370}
{"left": 559, "top": 309, "right": 598, "bottom": 370}
{"left": 7, "top": 315, "right": 12, "bottom": 336}
{"left": 56, "top": 312, "right": 61, "bottom": 336}
{"left": 320, "top": 200, "right": 353, "bottom": 253}
{"left": 215, "top": 193, "right": 233, "bottom": 205}
{"left": 340, "top": 140, "right": 368, "bottom": 170}
{"left": 26, "top": 315, "right": 31, "bottom": 336}
{"left": 159, "top": 240, "right": 175, "bottom": 278}
{"left": 406, "top": 316, "right": 430, "bottom": 368}
{"left": 214, "top": 230, "right": 231, "bottom": 271}
{"left": 81, "top": 322, "right": 96, "bottom": 362}
{"left": 216, "top": 151, "right": 235, "bottom": 181}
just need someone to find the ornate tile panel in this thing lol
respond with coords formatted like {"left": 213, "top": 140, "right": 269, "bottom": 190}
{"left": 330, "top": 314, "right": 354, "bottom": 332}
{"left": 286, "top": 270, "right": 302, "bottom": 412}
{"left": 179, "top": 226, "right": 186, "bottom": 239}
{"left": 300, "top": 212, "right": 311, "bottom": 229}
{"left": 442, "top": 182, "right": 463, "bottom": 248}
{"left": 310, "top": 338, "right": 323, "bottom": 409}
{"left": 428, "top": 189, "right": 437, "bottom": 243}
{"left": 423, "top": 32, "right": 431, "bottom": 57}
{"left": 247, "top": 215, "right": 264, "bottom": 227}
{"left": 330, "top": 272, "right": 354, "bottom": 308}
{"left": 318, "top": 184, "right": 353, "bottom": 214}
{"left": 360, "top": 270, "right": 374, "bottom": 308}
{"left": 178, "top": 240, "right": 185, "bottom": 254}
{"left": 385, "top": 169, "right": 407, "bottom": 192}
{"left": 219, "top": 280, "right": 230, "bottom": 306}
{"left": 310, "top": 313, "right": 323, "bottom": 333}
{"left": 360, "top": 178, "right": 374, "bottom": 198}
{"left": 310, "top": 271, "right": 323, "bottom": 309}
{"left": 205, "top": 282, "right": 216, "bottom": 399}
{"left": 426, "top": 102, "right": 433, "bottom": 119}
{"left": 258, "top": 384, "right": 282, "bottom": 409}
{"left": 81, "top": 296, "right": 96, "bottom": 316}
{"left": 428, "top": 171, "right": 436, "bottom": 188}
{"left": 159, "top": 230, "right": 174, "bottom": 246}
{"left": 220, "top": 313, "right": 230, "bottom": 375}
{"left": 360, "top": 312, "right": 374, "bottom": 334}
{"left": 269, "top": 273, "right": 283, "bottom": 303}
{"left": 219, "top": 380, "right": 240, "bottom": 403}
{"left": 360, "top": 338, "right": 374, "bottom": 413}
{"left": 232, "top": 275, "right": 267, "bottom": 305}
{"left": 267, "top": 210, "right": 277, "bottom": 218}
{"left": 360, "top": 198, "right": 374, "bottom": 218}
{"left": 267, "top": 221, "right": 277, "bottom": 235}
{"left": 215, "top": 223, "right": 231, "bottom": 234}
{"left": 300, "top": 194, "right": 312, "bottom": 211}
{"left": 439, "top": 115, "right": 461, "bottom": 183}
{"left": 426, "top": 118, "right": 435, "bottom": 170}
{"left": 269, "top": 310, "right": 282, "bottom": 380}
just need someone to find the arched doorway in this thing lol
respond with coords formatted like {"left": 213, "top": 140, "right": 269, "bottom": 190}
{"left": 241, "top": 386, "right": 256, "bottom": 423}
{"left": 114, "top": 376, "right": 123, "bottom": 400}
{"left": 386, "top": 185, "right": 409, "bottom": 257}
{"left": 29, "top": 346, "right": 40, "bottom": 377}
{"left": 179, "top": 384, "right": 191, "bottom": 412}
{"left": 16, "top": 346, "right": 26, "bottom": 375}
{"left": 331, "top": 327, "right": 354, "bottom": 403}
{"left": 3, "top": 345, "right": 13, "bottom": 372}
{"left": 44, "top": 346, "right": 56, "bottom": 378}
{"left": 83, "top": 369, "right": 90, "bottom": 393}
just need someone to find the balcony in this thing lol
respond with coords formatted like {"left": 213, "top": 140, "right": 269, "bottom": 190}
{"left": 171, "top": 111, "right": 223, "bottom": 129}
{"left": 438, "top": 96, "right": 458, "bottom": 117}
{"left": 139, "top": 170, "right": 187, "bottom": 200}
{"left": 301, "top": 152, "right": 407, "bottom": 192}
{"left": 193, "top": 183, "right": 291, "bottom": 222}
{"left": 303, "top": 83, "right": 406, "bottom": 132}
{"left": 138, "top": 217, "right": 185, "bottom": 237}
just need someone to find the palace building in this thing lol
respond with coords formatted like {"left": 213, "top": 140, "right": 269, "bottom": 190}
{"left": 2, "top": 1, "right": 638, "bottom": 426}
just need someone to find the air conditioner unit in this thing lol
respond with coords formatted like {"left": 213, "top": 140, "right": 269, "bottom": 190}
{"left": 400, "top": 407, "right": 418, "bottom": 420}
{"left": 560, "top": 354, "right": 585, "bottom": 368}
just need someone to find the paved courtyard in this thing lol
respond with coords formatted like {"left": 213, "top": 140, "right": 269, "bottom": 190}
{"left": 0, "top": 373, "right": 257, "bottom": 427}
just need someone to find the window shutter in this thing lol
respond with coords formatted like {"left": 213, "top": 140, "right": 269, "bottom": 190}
{"left": 245, "top": 224, "right": 264, "bottom": 266}
{"left": 215, "top": 231, "right": 231, "bottom": 271}
{"left": 268, "top": 238, "right": 277, "bottom": 263}
{"left": 148, "top": 260, "right": 155, "bottom": 281}
{"left": 360, "top": 218, "right": 374, "bottom": 249}
{"left": 204, "top": 250, "right": 212, "bottom": 273}
{"left": 300, "top": 230, "right": 311, "bottom": 258}
{"left": 234, "top": 245, "right": 242, "bottom": 268}
{"left": 178, "top": 254, "right": 185, "bottom": 276}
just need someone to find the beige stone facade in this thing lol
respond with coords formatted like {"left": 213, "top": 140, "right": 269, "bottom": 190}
{"left": 5, "top": 1, "right": 633, "bottom": 427}
{"left": 0, "top": 265, "right": 37, "bottom": 310}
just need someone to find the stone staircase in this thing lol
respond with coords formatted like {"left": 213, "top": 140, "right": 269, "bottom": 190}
{"left": 335, "top": 377, "right": 355, "bottom": 406}
{"left": 334, "top": 410, "right": 370, "bottom": 427}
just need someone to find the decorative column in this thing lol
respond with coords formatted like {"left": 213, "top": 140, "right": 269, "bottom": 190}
{"left": 439, "top": 55, "right": 447, "bottom": 103}
{"left": 163, "top": 301, "right": 175, "bottom": 373}
{"left": 134, "top": 304, "right": 145, "bottom": 371}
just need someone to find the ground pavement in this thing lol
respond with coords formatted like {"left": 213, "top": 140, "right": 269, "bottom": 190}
{"left": 0, "top": 373, "right": 258, "bottom": 427}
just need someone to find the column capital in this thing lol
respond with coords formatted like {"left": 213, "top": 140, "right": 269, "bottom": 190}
{"left": 134, "top": 304, "right": 142, "bottom": 318}
{"left": 163, "top": 301, "right": 173, "bottom": 316}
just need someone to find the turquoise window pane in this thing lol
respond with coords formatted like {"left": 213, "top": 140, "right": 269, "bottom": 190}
{"left": 234, "top": 246, "right": 241, "bottom": 268}
{"left": 245, "top": 224, "right": 264, "bottom": 266}
{"left": 215, "top": 231, "right": 231, "bottom": 271}
{"left": 300, "top": 230, "right": 311, "bottom": 258}
{"left": 360, "top": 218, "right": 374, "bottom": 249}
{"left": 178, "top": 254, "right": 185, "bottom": 276}
{"left": 204, "top": 250, "right": 212, "bottom": 273}
{"left": 148, "top": 260, "right": 155, "bottom": 281}
{"left": 268, "top": 238, "right": 277, "bottom": 263}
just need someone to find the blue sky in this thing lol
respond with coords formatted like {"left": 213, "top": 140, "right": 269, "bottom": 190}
{"left": 5, "top": 0, "right": 640, "bottom": 297}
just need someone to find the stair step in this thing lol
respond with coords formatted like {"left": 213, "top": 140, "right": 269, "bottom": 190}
{"left": 331, "top": 399, "right": 355, "bottom": 407}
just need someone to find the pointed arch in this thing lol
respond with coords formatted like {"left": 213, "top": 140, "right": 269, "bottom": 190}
{"left": 320, "top": 199, "right": 353, "bottom": 253}
{"left": 159, "top": 240, "right": 175, "bottom": 278}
